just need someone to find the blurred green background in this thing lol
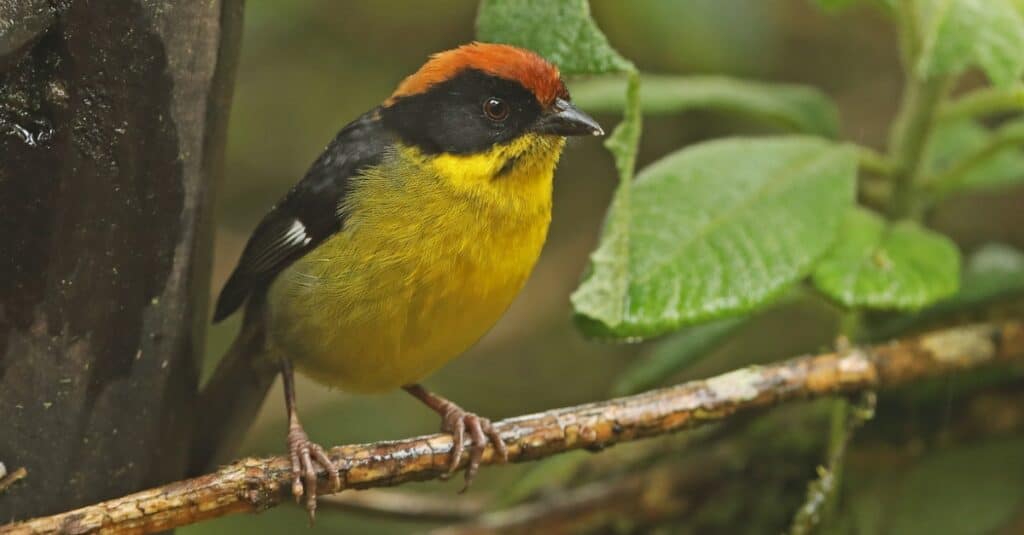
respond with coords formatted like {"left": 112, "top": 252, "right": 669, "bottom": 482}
{"left": 188, "top": 1, "right": 1024, "bottom": 533}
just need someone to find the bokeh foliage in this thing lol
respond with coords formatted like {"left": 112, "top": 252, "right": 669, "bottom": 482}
{"left": 191, "top": 1, "right": 1024, "bottom": 533}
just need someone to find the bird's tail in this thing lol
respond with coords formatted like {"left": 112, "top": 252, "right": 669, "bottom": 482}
{"left": 188, "top": 302, "right": 279, "bottom": 474}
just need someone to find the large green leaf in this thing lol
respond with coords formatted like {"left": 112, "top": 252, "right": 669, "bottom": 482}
{"left": 812, "top": 207, "right": 961, "bottom": 310}
{"left": 924, "top": 120, "right": 1024, "bottom": 193}
{"left": 572, "top": 137, "right": 857, "bottom": 339}
{"left": 916, "top": 0, "right": 1024, "bottom": 87}
{"left": 476, "top": 0, "right": 633, "bottom": 75}
{"left": 570, "top": 75, "right": 840, "bottom": 138}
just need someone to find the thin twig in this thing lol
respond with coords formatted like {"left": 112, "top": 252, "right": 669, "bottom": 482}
{"left": 429, "top": 467, "right": 685, "bottom": 535}
{"left": 788, "top": 392, "right": 876, "bottom": 535}
{"left": 316, "top": 490, "right": 485, "bottom": 522}
{"left": 2, "top": 321, "right": 1022, "bottom": 535}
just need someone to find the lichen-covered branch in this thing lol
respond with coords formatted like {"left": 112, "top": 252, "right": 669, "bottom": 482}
{"left": 2, "top": 321, "right": 1022, "bottom": 535}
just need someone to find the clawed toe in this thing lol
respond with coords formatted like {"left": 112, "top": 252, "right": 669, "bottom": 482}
{"left": 403, "top": 385, "right": 507, "bottom": 492}
{"left": 288, "top": 425, "right": 341, "bottom": 523}
{"left": 440, "top": 408, "right": 507, "bottom": 492}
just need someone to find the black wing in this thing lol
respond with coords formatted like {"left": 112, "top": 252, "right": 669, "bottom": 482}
{"left": 213, "top": 109, "right": 391, "bottom": 322}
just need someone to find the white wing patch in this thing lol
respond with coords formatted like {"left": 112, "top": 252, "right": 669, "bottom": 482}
{"left": 283, "top": 219, "right": 313, "bottom": 247}
{"left": 248, "top": 218, "right": 313, "bottom": 271}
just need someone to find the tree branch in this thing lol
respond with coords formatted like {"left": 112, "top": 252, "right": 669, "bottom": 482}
{"left": 2, "top": 320, "right": 1022, "bottom": 535}
{"left": 434, "top": 379, "right": 1024, "bottom": 535}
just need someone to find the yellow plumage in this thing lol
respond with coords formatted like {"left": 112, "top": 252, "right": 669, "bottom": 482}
{"left": 266, "top": 134, "right": 565, "bottom": 392}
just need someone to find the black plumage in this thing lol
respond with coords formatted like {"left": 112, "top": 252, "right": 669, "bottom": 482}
{"left": 213, "top": 110, "right": 390, "bottom": 322}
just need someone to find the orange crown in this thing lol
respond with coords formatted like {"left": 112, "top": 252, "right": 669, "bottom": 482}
{"left": 387, "top": 42, "right": 568, "bottom": 107}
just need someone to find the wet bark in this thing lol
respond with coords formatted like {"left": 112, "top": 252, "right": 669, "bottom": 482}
{"left": 0, "top": 0, "right": 241, "bottom": 520}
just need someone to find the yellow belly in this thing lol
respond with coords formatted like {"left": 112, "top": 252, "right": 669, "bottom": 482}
{"left": 266, "top": 139, "right": 559, "bottom": 392}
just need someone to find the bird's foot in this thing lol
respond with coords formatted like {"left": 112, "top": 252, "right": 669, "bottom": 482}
{"left": 287, "top": 423, "right": 341, "bottom": 523}
{"left": 438, "top": 403, "right": 508, "bottom": 492}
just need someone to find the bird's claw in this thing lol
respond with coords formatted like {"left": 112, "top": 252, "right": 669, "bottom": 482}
{"left": 288, "top": 424, "right": 341, "bottom": 523}
{"left": 439, "top": 406, "right": 508, "bottom": 491}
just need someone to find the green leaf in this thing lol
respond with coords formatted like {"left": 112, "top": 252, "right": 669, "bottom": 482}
{"left": 612, "top": 316, "right": 748, "bottom": 396}
{"left": 812, "top": 207, "right": 961, "bottom": 310}
{"left": 916, "top": 0, "right": 1024, "bottom": 87}
{"left": 924, "top": 120, "right": 1024, "bottom": 193}
{"left": 476, "top": 0, "right": 633, "bottom": 75}
{"left": 572, "top": 136, "right": 857, "bottom": 339}
{"left": 570, "top": 75, "right": 840, "bottom": 138}
{"left": 865, "top": 243, "right": 1024, "bottom": 341}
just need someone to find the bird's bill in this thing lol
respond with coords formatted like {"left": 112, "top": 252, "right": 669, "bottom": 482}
{"left": 533, "top": 98, "right": 605, "bottom": 137}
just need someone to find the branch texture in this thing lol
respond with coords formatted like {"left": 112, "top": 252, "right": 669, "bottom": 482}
{"left": 2, "top": 321, "right": 1022, "bottom": 535}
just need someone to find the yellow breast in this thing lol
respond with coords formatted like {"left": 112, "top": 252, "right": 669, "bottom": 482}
{"left": 266, "top": 136, "right": 563, "bottom": 392}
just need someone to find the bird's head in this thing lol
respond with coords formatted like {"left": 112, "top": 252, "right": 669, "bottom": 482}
{"left": 380, "top": 42, "right": 602, "bottom": 187}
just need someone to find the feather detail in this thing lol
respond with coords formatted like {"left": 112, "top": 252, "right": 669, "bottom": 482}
{"left": 386, "top": 42, "right": 567, "bottom": 107}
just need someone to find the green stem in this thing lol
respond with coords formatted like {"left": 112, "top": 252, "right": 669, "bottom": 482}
{"left": 886, "top": 0, "right": 949, "bottom": 220}
{"left": 788, "top": 312, "right": 864, "bottom": 535}
{"left": 886, "top": 76, "right": 949, "bottom": 220}
{"left": 822, "top": 398, "right": 849, "bottom": 523}
{"left": 941, "top": 84, "right": 1024, "bottom": 123}
{"left": 788, "top": 390, "right": 876, "bottom": 535}
{"left": 605, "top": 70, "right": 642, "bottom": 183}
{"left": 897, "top": 0, "right": 920, "bottom": 70}
{"left": 825, "top": 310, "right": 863, "bottom": 517}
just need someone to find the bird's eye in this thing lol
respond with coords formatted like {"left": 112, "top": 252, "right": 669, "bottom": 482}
{"left": 483, "top": 97, "right": 509, "bottom": 121}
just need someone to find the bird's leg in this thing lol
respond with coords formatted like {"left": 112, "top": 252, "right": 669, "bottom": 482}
{"left": 402, "top": 384, "right": 508, "bottom": 491}
{"left": 281, "top": 356, "right": 341, "bottom": 522}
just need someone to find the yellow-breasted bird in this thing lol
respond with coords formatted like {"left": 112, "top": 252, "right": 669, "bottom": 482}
{"left": 207, "top": 42, "right": 603, "bottom": 516}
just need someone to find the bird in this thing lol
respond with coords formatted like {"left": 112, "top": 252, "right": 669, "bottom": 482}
{"left": 209, "top": 42, "right": 604, "bottom": 518}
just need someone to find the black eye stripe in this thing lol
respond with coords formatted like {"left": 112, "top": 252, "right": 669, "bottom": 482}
{"left": 381, "top": 69, "right": 543, "bottom": 154}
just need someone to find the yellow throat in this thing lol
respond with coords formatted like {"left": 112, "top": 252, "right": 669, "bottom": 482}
{"left": 266, "top": 134, "right": 565, "bottom": 392}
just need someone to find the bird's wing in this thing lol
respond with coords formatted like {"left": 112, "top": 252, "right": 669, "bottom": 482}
{"left": 213, "top": 109, "right": 390, "bottom": 322}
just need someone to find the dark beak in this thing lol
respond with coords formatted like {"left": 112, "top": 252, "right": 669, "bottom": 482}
{"left": 533, "top": 98, "right": 604, "bottom": 137}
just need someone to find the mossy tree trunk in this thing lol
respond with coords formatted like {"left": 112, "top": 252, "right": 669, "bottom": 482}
{"left": 0, "top": 0, "right": 241, "bottom": 520}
